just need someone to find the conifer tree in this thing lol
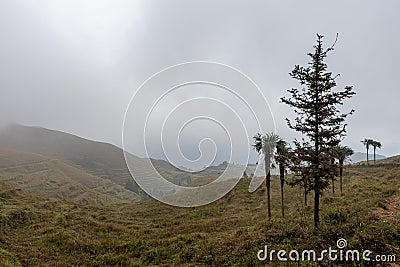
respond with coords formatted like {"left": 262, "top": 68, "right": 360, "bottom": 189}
{"left": 281, "top": 34, "right": 355, "bottom": 227}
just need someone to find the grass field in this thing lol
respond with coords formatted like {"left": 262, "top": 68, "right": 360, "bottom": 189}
{"left": 1, "top": 158, "right": 399, "bottom": 266}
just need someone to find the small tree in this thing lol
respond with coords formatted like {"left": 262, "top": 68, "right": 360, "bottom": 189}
{"left": 370, "top": 140, "right": 382, "bottom": 164}
{"left": 287, "top": 146, "right": 312, "bottom": 206}
{"left": 334, "top": 145, "right": 354, "bottom": 195}
{"left": 281, "top": 34, "right": 355, "bottom": 228}
{"left": 253, "top": 133, "right": 278, "bottom": 219}
{"left": 361, "top": 139, "right": 373, "bottom": 165}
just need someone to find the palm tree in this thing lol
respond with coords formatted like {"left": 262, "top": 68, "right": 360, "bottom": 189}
{"left": 334, "top": 145, "right": 354, "bottom": 195}
{"left": 361, "top": 139, "right": 373, "bottom": 165}
{"left": 370, "top": 140, "right": 382, "bottom": 164}
{"left": 253, "top": 133, "right": 278, "bottom": 219}
{"left": 276, "top": 138, "right": 290, "bottom": 217}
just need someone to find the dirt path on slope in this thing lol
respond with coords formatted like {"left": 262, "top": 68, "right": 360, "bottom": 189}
{"left": 373, "top": 188, "right": 400, "bottom": 222}
{"left": 0, "top": 159, "right": 56, "bottom": 171}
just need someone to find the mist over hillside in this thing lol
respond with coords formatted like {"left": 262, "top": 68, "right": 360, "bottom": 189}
{"left": 0, "top": 125, "right": 258, "bottom": 203}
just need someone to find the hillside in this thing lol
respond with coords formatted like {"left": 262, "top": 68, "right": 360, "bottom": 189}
{"left": 0, "top": 149, "right": 139, "bottom": 205}
{"left": 1, "top": 162, "right": 399, "bottom": 266}
{"left": 0, "top": 125, "right": 260, "bottom": 197}
{"left": 0, "top": 125, "right": 202, "bottom": 190}
{"left": 377, "top": 155, "right": 400, "bottom": 165}
{"left": 0, "top": 124, "right": 138, "bottom": 187}
{"left": 350, "top": 152, "right": 386, "bottom": 163}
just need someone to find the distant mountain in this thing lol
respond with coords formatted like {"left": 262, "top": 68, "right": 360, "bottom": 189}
{"left": 0, "top": 125, "right": 153, "bottom": 202}
{"left": 0, "top": 125, "right": 201, "bottom": 201}
{"left": 0, "top": 124, "right": 136, "bottom": 186}
{"left": 0, "top": 125, "right": 270, "bottom": 203}
{"left": 350, "top": 152, "right": 386, "bottom": 163}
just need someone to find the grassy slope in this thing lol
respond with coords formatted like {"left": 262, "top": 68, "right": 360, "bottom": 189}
{"left": 1, "top": 161, "right": 399, "bottom": 266}
{"left": 0, "top": 125, "right": 201, "bottom": 187}
{"left": 377, "top": 155, "right": 400, "bottom": 165}
{"left": 0, "top": 125, "right": 138, "bottom": 186}
{"left": 0, "top": 149, "right": 140, "bottom": 205}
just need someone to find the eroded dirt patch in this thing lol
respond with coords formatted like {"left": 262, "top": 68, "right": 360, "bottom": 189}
{"left": 373, "top": 188, "right": 400, "bottom": 222}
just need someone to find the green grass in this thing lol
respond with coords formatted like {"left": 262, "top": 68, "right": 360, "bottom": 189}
{"left": 1, "top": 162, "right": 400, "bottom": 266}
{"left": 0, "top": 248, "right": 21, "bottom": 267}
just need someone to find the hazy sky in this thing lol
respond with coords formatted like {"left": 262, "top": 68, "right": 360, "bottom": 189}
{"left": 1, "top": 0, "right": 399, "bottom": 166}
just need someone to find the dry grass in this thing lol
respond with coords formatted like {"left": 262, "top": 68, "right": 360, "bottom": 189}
{"left": 0, "top": 161, "right": 400, "bottom": 266}
{"left": 0, "top": 149, "right": 140, "bottom": 205}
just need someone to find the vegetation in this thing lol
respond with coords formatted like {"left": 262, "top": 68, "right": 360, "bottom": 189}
{"left": 0, "top": 149, "right": 140, "bottom": 205}
{"left": 1, "top": 158, "right": 399, "bottom": 266}
{"left": 281, "top": 34, "right": 355, "bottom": 227}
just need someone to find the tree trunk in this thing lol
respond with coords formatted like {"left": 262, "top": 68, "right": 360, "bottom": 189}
{"left": 314, "top": 177, "right": 320, "bottom": 228}
{"left": 280, "top": 163, "right": 285, "bottom": 218}
{"left": 264, "top": 155, "right": 272, "bottom": 219}
{"left": 374, "top": 147, "right": 376, "bottom": 164}
{"left": 310, "top": 39, "right": 324, "bottom": 229}
{"left": 331, "top": 157, "right": 335, "bottom": 194}
{"left": 339, "top": 159, "right": 343, "bottom": 195}
{"left": 366, "top": 146, "right": 369, "bottom": 165}
{"left": 313, "top": 48, "right": 321, "bottom": 228}
{"left": 304, "top": 184, "right": 307, "bottom": 206}
{"left": 266, "top": 170, "right": 271, "bottom": 219}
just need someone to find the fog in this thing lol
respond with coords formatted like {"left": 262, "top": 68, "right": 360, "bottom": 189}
{"left": 1, "top": 0, "right": 399, "bottom": 168}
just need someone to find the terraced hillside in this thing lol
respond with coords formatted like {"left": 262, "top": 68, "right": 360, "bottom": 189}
{"left": 0, "top": 149, "right": 140, "bottom": 205}
{"left": 0, "top": 125, "right": 140, "bottom": 187}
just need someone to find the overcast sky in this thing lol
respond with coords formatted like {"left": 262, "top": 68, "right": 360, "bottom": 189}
{"left": 0, "top": 0, "right": 399, "bottom": 167}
